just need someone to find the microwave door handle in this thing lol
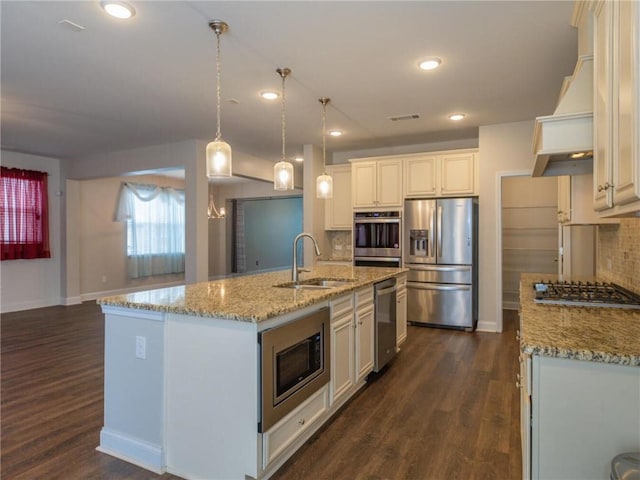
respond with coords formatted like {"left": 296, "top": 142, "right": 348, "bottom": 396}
{"left": 437, "top": 204, "right": 443, "bottom": 261}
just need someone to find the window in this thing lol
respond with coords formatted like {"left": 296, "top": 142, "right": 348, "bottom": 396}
{"left": 0, "top": 167, "right": 51, "bottom": 260}
{"left": 115, "top": 182, "right": 185, "bottom": 278}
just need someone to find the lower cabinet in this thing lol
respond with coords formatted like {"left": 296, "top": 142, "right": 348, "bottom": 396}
{"left": 262, "top": 385, "right": 329, "bottom": 469}
{"left": 330, "top": 295, "right": 355, "bottom": 406}
{"left": 520, "top": 353, "right": 640, "bottom": 479}
{"left": 355, "top": 287, "right": 375, "bottom": 383}
{"left": 396, "top": 274, "right": 407, "bottom": 347}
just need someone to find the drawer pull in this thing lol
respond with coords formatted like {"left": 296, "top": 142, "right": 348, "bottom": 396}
{"left": 298, "top": 418, "right": 305, "bottom": 426}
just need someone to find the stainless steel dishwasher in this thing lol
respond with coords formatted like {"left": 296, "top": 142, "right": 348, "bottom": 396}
{"left": 373, "top": 277, "right": 397, "bottom": 372}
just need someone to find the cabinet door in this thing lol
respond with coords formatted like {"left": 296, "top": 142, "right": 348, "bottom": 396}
{"left": 405, "top": 155, "right": 437, "bottom": 197}
{"left": 440, "top": 152, "right": 476, "bottom": 196}
{"left": 396, "top": 289, "right": 407, "bottom": 347}
{"left": 557, "top": 176, "right": 571, "bottom": 223}
{"left": 612, "top": 0, "right": 640, "bottom": 207}
{"left": 519, "top": 354, "right": 531, "bottom": 480}
{"left": 593, "top": 0, "right": 614, "bottom": 211}
{"left": 355, "top": 305, "right": 374, "bottom": 382}
{"left": 330, "top": 314, "right": 354, "bottom": 405}
{"left": 376, "top": 159, "right": 403, "bottom": 207}
{"left": 325, "top": 165, "right": 352, "bottom": 230}
{"left": 352, "top": 161, "right": 377, "bottom": 208}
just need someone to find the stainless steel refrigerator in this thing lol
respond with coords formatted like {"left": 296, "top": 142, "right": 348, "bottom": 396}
{"left": 403, "top": 198, "right": 478, "bottom": 331}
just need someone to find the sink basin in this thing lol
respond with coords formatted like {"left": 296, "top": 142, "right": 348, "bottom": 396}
{"left": 274, "top": 278, "right": 356, "bottom": 290}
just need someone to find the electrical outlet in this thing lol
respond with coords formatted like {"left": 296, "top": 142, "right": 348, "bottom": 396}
{"left": 135, "top": 336, "right": 146, "bottom": 359}
{"left": 101, "top": 275, "right": 107, "bottom": 283}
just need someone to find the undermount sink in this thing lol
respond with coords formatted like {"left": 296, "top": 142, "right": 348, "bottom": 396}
{"left": 274, "top": 278, "right": 356, "bottom": 290}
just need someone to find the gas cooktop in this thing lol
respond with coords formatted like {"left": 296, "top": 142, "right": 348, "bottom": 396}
{"left": 533, "top": 280, "right": 640, "bottom": 309}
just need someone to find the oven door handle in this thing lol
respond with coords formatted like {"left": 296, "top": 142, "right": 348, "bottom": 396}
{"left": 407, "top": 282, "right": 471, "bottom": 291}
{"left": 354, "top": 256, "right": 401, "bottom": 262}
{"left": 354, "top": 218, "right": 401, "bottom": 224}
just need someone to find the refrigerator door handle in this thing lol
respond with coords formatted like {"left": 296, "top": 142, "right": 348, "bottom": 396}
{"left": 436, "top": 204, "right": 443, "bottom": 261}
{"left": 407, "top": 282, "right": 471, "bottom": 291}
{"left": 408, "top": 264, "right": 471, "bottom": 272}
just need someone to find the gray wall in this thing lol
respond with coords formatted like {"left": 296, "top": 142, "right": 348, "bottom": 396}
{"left": 242, "top": 197, "right": 303, "bottom": 272}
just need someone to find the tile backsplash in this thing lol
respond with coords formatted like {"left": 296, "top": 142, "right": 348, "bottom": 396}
{"left": 597, "top": 218, "right": 640, "bottom": 294}
{"left": 325, "top": 231, "right": 352, "bottom": 261}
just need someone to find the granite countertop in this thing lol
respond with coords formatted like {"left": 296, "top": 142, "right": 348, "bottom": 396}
{"left": 519, "top": 273, "right": 640, "bottom": 366}
{"left": 98, "top": 265, "right": 406, "bottom": 323}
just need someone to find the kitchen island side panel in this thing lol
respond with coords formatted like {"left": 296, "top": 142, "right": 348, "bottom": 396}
{"left": 164, "top": 313, "right": 260, "bottom": 480}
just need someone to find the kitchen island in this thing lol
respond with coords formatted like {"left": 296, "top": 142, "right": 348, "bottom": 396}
{"left": 96, "top": 265, "right": 407, "bottom": 480}
{"left": 518, "top": 273, "right": 640, "bottom": 480}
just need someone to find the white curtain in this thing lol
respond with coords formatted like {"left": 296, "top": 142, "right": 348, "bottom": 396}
{"left": 115, "top": 182, "right": 185, "bottom": 278}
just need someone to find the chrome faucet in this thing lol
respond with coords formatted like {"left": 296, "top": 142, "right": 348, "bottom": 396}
{"left": 292, "top": 232, "right": 321, "bottom": 283}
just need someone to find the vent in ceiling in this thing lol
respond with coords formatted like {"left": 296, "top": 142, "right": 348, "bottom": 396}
{"left": 388, "top": 113, "right": 420, "bottom": 122}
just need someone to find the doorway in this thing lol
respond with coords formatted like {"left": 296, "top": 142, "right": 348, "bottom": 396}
{"left": 501, "top": 176, "right": 559, "bottom": 310}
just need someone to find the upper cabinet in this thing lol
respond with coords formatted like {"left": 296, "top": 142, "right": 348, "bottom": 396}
{"left": 593, "top": 0, "right": 640, "bottom": 216}
{"left": 557, "top": 174, "right": 619, "bottom": 225}
{"left": 324, "top": 165, "right": 352, "bottom": 230}
{"left": 350, "top": 158, "right": 403, "bottom": 209}
{"left": 405, "top": 150, "right": 478, "bottom": 198}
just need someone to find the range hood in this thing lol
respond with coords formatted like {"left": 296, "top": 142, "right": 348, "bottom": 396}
{"left": 532, "top": 55, "right": 594, "bottom": 177}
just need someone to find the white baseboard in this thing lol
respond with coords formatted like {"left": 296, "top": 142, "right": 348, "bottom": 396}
{"left": 0, "top": 298, "right": 59, "bottom": 314}
{"left": 64, "top": 296, "right": 83, "bottom": 306}
{"left": 98, "top": 428, "right": 164, "bottom": 474}
{"left": 476, "top": 320, "right": 499, "bottom": 333}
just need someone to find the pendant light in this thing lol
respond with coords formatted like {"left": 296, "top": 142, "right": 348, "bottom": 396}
{"left": 206, "top": 20, "right": 232, "bottom": 178}
{"left": 207, "top": 191, "right": 226, "bottom": 219}
{"left": 316, "top": 97, "right": 333, "bottom": 199}
{"left": 273, "top": 67, "right": 294, "bottom": 190}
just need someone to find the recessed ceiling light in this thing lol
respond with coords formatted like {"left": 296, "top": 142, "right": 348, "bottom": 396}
{"left": 448, "top": 113, "right": 466, "bottom": 121}
{"left": 329, "top": 130, "right": 343, "bottom": 137}
{"left": 101, "top": 1, "right": 136, "bottom": 19}
{"left": 294, "top": 156, "right": 304, "bottom": 163}
{"left": 260, "top": 91, "right": 279, "bottom": 100}
{"left": 418, "top": 57, "right": 442, "bottom": 71}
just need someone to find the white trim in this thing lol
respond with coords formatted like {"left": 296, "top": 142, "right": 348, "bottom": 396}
{"left": 64, "top": 296, "right": 83, "bottom": 306}
{"left": 100, "top": 305, "right": 165, "bottom": 321}
{"left": 495, "top": 169, "right": 531, "bottom": 334}
{"left": 98, "top": 428, "right": 165, "bottom": 474}
{"left": 0, "top": 298, "right": 59, "bottom": 314}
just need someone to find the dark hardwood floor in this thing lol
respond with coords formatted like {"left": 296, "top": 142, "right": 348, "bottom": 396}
{"left": 1, "top": 303, "right": 521, "bottom": 480}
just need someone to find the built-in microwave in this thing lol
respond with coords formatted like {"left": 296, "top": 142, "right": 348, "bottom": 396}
{"left": 259, "top": 308, "right": 330, "bottom": 433}
{"left": 353, "top": 211, "right": 402, "bottom": 267}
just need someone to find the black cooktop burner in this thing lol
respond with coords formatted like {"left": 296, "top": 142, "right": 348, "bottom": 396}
{"left": 533, "top": 280, "right": 640, "bottom": 309}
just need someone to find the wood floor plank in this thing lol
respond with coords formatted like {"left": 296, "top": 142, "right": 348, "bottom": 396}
{"left": 1, "top": 303, "right": 522, "bottom": 480}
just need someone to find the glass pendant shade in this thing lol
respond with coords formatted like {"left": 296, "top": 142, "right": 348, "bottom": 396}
{"left": 316, "top": 173, "right": 333, "bottom": 199}
{"left": 274, "top": 160, "right": 294, "bottom": 190}
{"left": 206, "top": 137, "right": 232, "bottom": 177}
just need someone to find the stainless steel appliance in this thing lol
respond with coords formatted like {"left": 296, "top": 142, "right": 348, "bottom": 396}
{"left": 404, "top": 198, "right": 478, "bottom": 331}
{"left": 533, "top": 280, "right": 640, "bottom": 309}
{"left": 373, "top": 277, "right": 397, "bottom": 372}
{"left": 259, "top": 308, "right": 330, "bottom": 432}
{"left": 353, "top": 211, "right": 401, "bottom": 267}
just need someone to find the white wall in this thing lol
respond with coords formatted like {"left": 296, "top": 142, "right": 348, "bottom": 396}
{"left": 1, "top": 151, "right": 63, "bottom": 312}
{"left": 478, "top": 120, "right": 536, "bottom": 332}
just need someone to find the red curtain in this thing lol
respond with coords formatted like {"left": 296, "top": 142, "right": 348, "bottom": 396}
{"left": 0, "top": 167, "right": 51, "bottom": 260}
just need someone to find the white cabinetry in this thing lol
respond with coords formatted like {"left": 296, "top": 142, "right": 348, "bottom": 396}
{"left": 262, "top": 385, "right": 329, "bottom": 468}
{"left": 354, "top": 286, "right": 375, "bottom": 382}
{"left": 324, "top": 165, "right": 352, "bottom": 230}
{"left": 593, "top": 0, "right": 640, "bottom": 216}
{"left": 404, "top": 150, "right": 478, "bottom": 198}
{"left": 351, "top": 158, "right": 403, "bottom": 209}
{"left": 396, "top": 274, "right": 407, "bottom": 347}
{"left": 525, "top": 355, "right": 640, "bottom": 480}
{"left": 329, "top": 294, "right": 354, "bottom": 406}
{"left": 556, "top": 174, "right": 619, "bottom": 224}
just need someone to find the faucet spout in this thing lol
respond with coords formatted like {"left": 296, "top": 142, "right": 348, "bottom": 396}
{"left": 292, "top": 233, "right": 321, "bottom": 282}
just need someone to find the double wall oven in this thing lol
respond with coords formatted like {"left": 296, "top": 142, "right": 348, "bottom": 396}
{"left": 259, "top": 308, "right": 330, "bottom": 433}
{"left": 353, "top": 211, "right": 402, "bottom": 267}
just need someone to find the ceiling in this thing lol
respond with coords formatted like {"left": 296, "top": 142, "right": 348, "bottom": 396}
{"left": 1, "top": 1, "right": 578, "bottom": 165}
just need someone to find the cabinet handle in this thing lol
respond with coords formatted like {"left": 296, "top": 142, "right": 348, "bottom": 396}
{"left": 357, "top": 320, "right": 363, "bottom": 325}
{"left": 599, "top": 182, "right": 613, "bottom": 192}
{"left": 598, "top": 184, "right": 604, "bottom": 192}
{"left": 516, "top": 381, "right": 523, "bottom": 389}
{"left": 516, "top": 329, "right": 521, "bottom": 341}
{"left": 298, "top": 418, "right": 305, "bottom": 426}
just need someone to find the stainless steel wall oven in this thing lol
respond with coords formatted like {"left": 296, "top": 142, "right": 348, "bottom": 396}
{"left": 259, "top": 308, "right": 330, "bottom": 432}
{"left": 353, "top": 211, "right": 401, "bottom": 267}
